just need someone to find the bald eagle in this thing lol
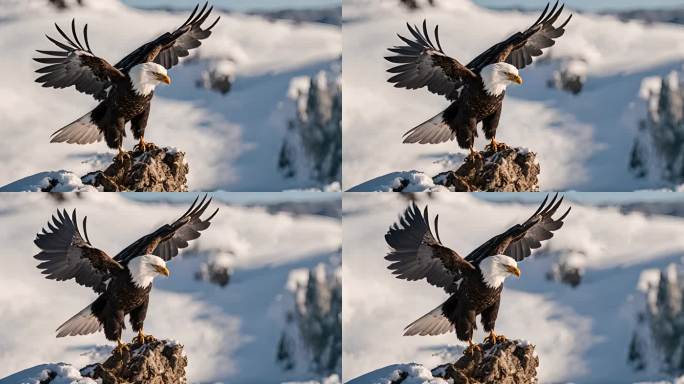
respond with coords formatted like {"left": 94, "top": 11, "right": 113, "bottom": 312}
{"left": 34, "top": 2, "right": 220, "bottom": 159}
{"left": 384, "top": 194, "right": 570, "bottom": 349}
{"left": 33, "top": 195, "right": 218, "bottom": 352}
{"left": 385, "top": 2, "right": 572, "bottom": 156}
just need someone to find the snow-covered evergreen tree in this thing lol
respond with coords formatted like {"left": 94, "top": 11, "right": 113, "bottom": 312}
{"left": 629, "top": 262, "right": 684, "bottom": 375}
{"left": 630, "top": 70, "right": 684, "bottom": 183}
{"left": 278, "top": 69, "right": 341, "bottom": 187}
{"left": 276, "top": 257, "right": 342, "bottom": 377}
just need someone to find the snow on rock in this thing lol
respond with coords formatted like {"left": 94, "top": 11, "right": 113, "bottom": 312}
{"left": 347, "top": 170, "right": 449, "bottom": 192}
{"left": 277, "top": 258, "right": 342, "bottom": 378}
{"left": 349, "top": 339, "right": 537, "bottom": 384}
{"left": 81, "top": 144, "right": 188, "bottom": 192}
{"left": 545, "top": 250, "right": 587, "bottom": 288}
{"left": 0, "top": 171, "right": 98, "bottom": 192}
{"left": 194, "top": 252, "right": 234, "bottom": 288}
{"left": 398, "top": 0, "right": 437, "bottom": 11}
{"left": 347, "top": 363, "right": 449, "bottom": 384}
{"left": 432, "top": 144, "right": 540, "bottom": 192}
{"left": 0, "top": 363, "right": 98, "bottom": 384}
{"left": 80, "top": 337, "right": 186, "bottom": 384}
{"left": 547, "top": 58, "right": 588, "bottom": 95}
{"left": 350, "top": 144, "right": 539, "bottom": 192}
{"left": 278, "top": 69, "right": 342, "bottom": 187}
{"left": 198, "top": 59, "right": 236, "bottom": 95}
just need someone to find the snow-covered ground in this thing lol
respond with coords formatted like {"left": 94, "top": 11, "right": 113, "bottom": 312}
{"left": 342, "top": 0, "right": 684, "bottom": 191}
{"left": 0, "top": 193, "right": 341, "bottom": 383}
{"left": 343, "top": 193, "right": 684, "bottom": 383}
{"left": 0, "top": 0, "right": 340, "bottom": 191}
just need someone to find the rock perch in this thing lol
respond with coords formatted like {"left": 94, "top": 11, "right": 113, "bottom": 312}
{"left": 433, "top": 144, "right": 539, "bottom": 192}
{"left": 82, "top": 144, "right": 188, "bottom": 192}
{"left": 432, "top": 339, "right": 538, "bottom": 384}
{"left": 81, "top": 338, "right": 187, "bottom": 384}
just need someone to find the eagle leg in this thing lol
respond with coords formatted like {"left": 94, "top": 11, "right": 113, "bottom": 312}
{"left": 135, "top": 136, "right": 155, "bottom": 152}
{"left": 468, "top": 146, "right": 483, "bottom": 161}
{"left": 114, "top": 339, "right": 129, "bottom": 355}
{"left": 465, "top": 339, "right": 482, "bottom": 356}
{"left": 134, "top": 329, "right": 155, "bottom": 345}
{"left": 114, "top": 147, "right": 131, "bottom": 163}
{"left": 484, "top": 330, "right": 508, "bottom": 344}
{"left": 487, "top": 138, "right": 500, "bottom": 152}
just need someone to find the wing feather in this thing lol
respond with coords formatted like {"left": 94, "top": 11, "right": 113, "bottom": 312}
{"left": 385, "top": 20, "right": 476, "bottom": 100}
{"left": 385, "top": 203, "right": 474, "bottom": 292}
{"left": 467, "top": 1, "right": 572, "bottom": 72}
{"left": 465, "top": 194, "right": 571, "bottom": 264}
{"left": 34, "top": 210, "right": 121, "bottom": 293}
{"left": 115, "top": 195, "right": 218, "bottom": 264}
{"left": 114, "top": 2, "right": 220, "bottom": 72}
{"left": 34, "top": 20, "right": 122, "bottom": 100}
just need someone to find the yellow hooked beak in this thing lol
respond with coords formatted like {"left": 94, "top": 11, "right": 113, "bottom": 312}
{"left": 154, "top": 264, "right": 170, "bottom": 277}
{"left": 506, "top": 265, "right": 521, "bottom": 277}
{"left": 155, "top": 72, "right": 172, "bottom": 85}
{"left": 508, "top": 73, "right": 523, "bottom": 85}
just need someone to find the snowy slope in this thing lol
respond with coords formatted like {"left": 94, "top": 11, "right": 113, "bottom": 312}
{"left": 0, "top": 0, "right": 341, "bottom": 191}
{"left": 0, "top": 193, "right": 341, "bottom": 383}
{"left": 343, "top": 193, "right": 684, "bottom": 383}
{"left": 342, "top": 0, "right": 684, "bottom": 191}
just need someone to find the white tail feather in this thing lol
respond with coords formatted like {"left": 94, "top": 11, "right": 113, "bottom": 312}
{"left": 51, "top": 110, "right": 103, "bottom": 145}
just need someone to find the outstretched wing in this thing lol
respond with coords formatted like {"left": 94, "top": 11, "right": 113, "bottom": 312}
{"left": 467, "top": 194, "right": 571, "bottom": 264}
{"left": 385, "top": 20, "right": 477, "bottom": 100}
{"left": 115, "top": 2, "right": 220, "bottom": 72}
{"left": 34, "top": 19, "right": 124, "bottom": 100}
{"left": 115, "top": 195, "right": 218, "bottom": 264}
{"left": 467, "top": 1, "right": 572, "bottom": 72}
{"left": 34, "top": 209, "right": 123, "bottom": 293}
{"left": 385, "top": 203, "right": 475, "bottom": 292}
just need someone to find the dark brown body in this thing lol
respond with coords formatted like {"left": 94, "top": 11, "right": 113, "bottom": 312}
{"left": 442, "top": 268, "right": 502, "bottom": 342}
{"left": 443, "top": 80, "right": 505, "bottom": 150}
{"left": 90, "top": 77, "right": 153, "bottom": 150}
{"left": 91, "top": 269, "right": 151, "bottom": 342}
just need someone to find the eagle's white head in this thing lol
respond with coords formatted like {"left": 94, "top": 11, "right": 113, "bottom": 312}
{"left": 129, "top": 62, "right": 171, "bottom": 96}
{"left": 479, "top": 254, "right": 521, "bottom": 289}
{"left": 128, "top": 254, "right": 170, "bottom": 288}
{"left": 480, "top": 62, "right": 523, "bottom": 96}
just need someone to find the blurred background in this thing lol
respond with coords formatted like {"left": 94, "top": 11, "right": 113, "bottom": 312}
{"left": 0, "top": 192, "right": 341, "bottom": 384}
{"left": 0, "top": 0, "right": 341, "bottom": 191}
{"left": 342, "top": 0, "right": 684, "bottom": 192}
{"left": 343, "top": 192, "right": 684, "bottom": 383}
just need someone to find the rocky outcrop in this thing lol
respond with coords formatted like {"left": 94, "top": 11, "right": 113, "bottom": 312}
{"left": 277, "top": 260, "right": 342, "bottom": 376}
{"left": 278, "top": 69, "right": 341, "bottom": 187}
{"left": 82, "top": 144, "right": 188, "bottom": 192}
{"left": 197, "top": 59, "right": 235, "bottom": 95}
{"left": 432, "top": 144, "right": 540, "bottom": 192}
{"left": 546, "top": 252, "right": 585, "bottom": 288}
{"left": 399, "top": 0, "right": 435, "bottom": 10}
{"left": 81, "top": 338, "right": 187, "bottom": 384}
{"left": 431, "top": 339, "right": 538, "bottom": 384}
{"left": 547, "top": 58, "right": 587, "bottom": 95}
{"left": 629, "top": 262, "right": 684, "bottom": 375}
{"left": 630, "top": 69, "right": 684, "bottom": 184}
{"left": 48, "top": 0, "right": 83, "bottom": 10}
